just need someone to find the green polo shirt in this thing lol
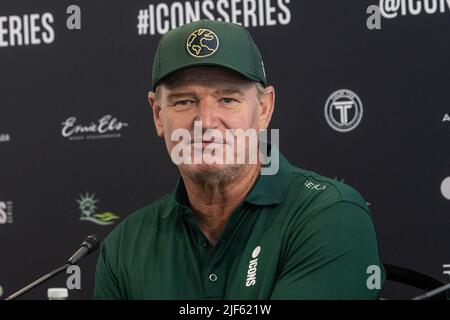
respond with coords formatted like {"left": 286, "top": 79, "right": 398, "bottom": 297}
{"left": 93, "top": 151, "right": 385, "bottom": 300}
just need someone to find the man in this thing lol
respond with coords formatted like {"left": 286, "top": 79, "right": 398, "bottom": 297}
{"left": 94, "top": 19, "right": 385, "bottom": 300}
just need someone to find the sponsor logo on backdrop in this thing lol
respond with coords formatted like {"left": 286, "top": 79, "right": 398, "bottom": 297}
{"left": 441, "top": 177, "right": 450, "bottom": 200}
{"left": 77, "top": 192, "right": 120, "bottom": 226}
{"left": 325, "top": 89, "right": 363, "bottom": 133}
{"left": 61, "top": 115, "right": 129, "bottom": 141}
{"left": 137, "top": 0, "right": 292, "bottom": 36}
{"left": 0, "top": 133, "right": 10, "bottom": 143}
{"left": 443, "top": 113, "right": 450, "bottom": 123}
{"left": 0, "top": 201, "right": 13, "bottom": 224}
{"left": 0, "top": 13, "right": 55, "bottom": 48}
{"left": 0, "top": 7, "right": 82, "bottom": 48}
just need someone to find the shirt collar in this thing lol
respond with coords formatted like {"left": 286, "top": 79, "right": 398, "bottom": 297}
{"left": 172, "top": 143, "right": 294, "bottom": 209}
{"left": 243, "top": 144, "right": 293, "bottom": 206}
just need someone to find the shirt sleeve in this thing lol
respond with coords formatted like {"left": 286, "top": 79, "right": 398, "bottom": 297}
{"left": 93, "top": 240, "right": 123, "bottom": 300}
{"left": 270, "top": 201, "right": 385, "bottom": 300}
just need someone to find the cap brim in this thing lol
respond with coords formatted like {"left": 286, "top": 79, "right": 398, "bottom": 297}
{"left": 153, "top": 62, "right": 265, "bottom": 90}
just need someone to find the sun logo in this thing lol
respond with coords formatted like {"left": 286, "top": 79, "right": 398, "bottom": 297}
{"left": 186, "top": 28, "right": 219, "bottom": 58}
{"left": 77, "top": 192, "right": 120, "bottom": 226}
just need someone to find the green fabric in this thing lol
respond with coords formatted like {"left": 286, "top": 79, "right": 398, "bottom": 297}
{"left": 94, "top": 151, "right": 385, "bottom": 300}
{"left": 152, "top": 19, "right": 267, "bottom": 90}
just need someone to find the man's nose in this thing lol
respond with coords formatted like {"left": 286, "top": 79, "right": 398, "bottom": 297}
{"left": 194, "top": 97, "right": 220, "bottom": 129}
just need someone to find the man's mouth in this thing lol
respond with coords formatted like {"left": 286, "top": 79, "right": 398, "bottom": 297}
{"left": 191, "top": 137, "right": 225, "bottom": 145}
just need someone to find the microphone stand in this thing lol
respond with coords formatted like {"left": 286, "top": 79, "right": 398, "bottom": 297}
{"left": 5, "top": 263, "right": 72, "bottom": 300}
{"left": 4, "top": 234, "right": 99, "bottom": 300}
{"left": 412, "top": 282, "right": 450, "bottom": 300}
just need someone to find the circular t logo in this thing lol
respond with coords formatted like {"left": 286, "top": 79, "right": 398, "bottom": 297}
{"left": 441, "top": 177, "right": 450, "bottom": 200}
{"left": 325, "top": 89, "right": 363, "bottom": 132}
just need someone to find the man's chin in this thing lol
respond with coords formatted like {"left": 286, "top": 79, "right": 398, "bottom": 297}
{"left": 180, "top": 163, "right": 244, "bottom": 180}
{"left": 181, "top": 162, "right": 234, "bottom": 172}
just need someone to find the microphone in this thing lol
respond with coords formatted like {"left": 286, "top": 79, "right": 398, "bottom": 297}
{"left": 67, "top": 234, "right": 100, "bottom": 265}
{"left": 5, "top": 235, "right": 100, "bottom": 300}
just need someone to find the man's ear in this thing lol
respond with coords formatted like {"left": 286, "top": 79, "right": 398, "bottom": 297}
{"left": 258, "top": 85, "right": 275, "bottom": 130}
{"left": 148, "top": 91, "right": 164, "bottom": 138}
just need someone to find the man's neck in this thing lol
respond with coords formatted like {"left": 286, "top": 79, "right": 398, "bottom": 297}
{"left": 181, "top": 164, "right": 261, "bottom": 246}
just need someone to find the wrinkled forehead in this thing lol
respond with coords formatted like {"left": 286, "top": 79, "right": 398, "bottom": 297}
{"left": 158, "top": 66, "right": 254, "bottom": 91}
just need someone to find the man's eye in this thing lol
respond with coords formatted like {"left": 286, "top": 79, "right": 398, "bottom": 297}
{"left": 221, "top": 98, "right": 237, "bottom": 104}
{"left": 175, "top": 100, "right": 194, "bottom": 106}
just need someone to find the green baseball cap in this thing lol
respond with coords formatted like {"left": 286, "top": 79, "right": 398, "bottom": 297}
{"left": 152, "top": 19, "right": 267, "bottom": 90}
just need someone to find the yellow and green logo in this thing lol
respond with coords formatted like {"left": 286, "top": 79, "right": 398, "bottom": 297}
{"left": 77, "top": 192, "right": 120, "bottom": 226}
{"left": 186, "top": 28, "right": 219, "bottom": 58}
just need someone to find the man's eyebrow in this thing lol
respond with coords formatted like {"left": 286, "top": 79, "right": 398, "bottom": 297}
{"left": 166, "top": 92, "right": 197, "bottom": 100}
{"left": 214, "top": 87, "right": 245, "bottom": 97}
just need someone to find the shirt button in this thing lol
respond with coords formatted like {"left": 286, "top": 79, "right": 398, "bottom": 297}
{"left": 209, "top": 274, "right": 218, "bottom": 282}
{"left": 201, "top": 241, "right": 209, "bottom": 248}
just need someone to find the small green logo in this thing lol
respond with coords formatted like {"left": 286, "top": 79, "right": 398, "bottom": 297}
{"left": 77, "top": 192, "right": 120, "bottom": 226}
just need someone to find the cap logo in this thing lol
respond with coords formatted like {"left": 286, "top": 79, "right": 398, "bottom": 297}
{"left": 186, "top": 28, "right": 219, "bottom": 58}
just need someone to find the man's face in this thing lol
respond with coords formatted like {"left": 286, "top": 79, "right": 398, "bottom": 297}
{"left": 148, "top": 66, "right": 274, "bottom": 181}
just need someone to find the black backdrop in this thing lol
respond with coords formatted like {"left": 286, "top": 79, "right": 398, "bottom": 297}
{"left": 0, "top": 0, "right": 449, "bottom": 300}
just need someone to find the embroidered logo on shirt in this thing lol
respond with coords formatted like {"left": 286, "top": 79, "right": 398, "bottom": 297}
{"left": 304, "top": 180, "right": 327, "bottom": 191}
{"left": 246, "top": 246, "right": 261, "bottom": 287}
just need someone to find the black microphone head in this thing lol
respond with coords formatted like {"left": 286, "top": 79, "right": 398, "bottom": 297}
{"left": 81, "top": 234, "right": 100, "bottom": 253}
